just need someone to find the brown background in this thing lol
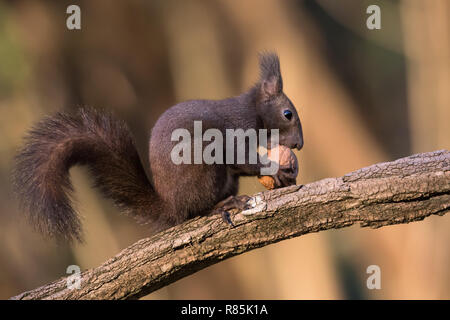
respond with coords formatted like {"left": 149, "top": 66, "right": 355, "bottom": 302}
{"left": 0, "top": 0, "right": 449, "bottom": 299}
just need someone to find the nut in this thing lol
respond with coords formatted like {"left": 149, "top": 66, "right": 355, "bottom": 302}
{"left": 257, "top": 145, "right": 298, "bottom": 190}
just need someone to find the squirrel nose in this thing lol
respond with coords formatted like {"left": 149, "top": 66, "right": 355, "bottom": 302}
{"left": 295, "top": 140, "right": 304, "bottom": 151}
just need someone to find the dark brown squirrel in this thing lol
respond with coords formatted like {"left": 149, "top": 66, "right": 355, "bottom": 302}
{"left": 13, "top": 52, "right": 303, "bottom": 242}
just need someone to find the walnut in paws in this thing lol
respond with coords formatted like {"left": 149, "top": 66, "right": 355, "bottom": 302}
{"left": 258, "top": 145, "right": 299, "bottom": 190}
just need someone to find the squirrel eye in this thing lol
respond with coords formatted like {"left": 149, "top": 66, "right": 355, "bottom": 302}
{"left": 283, "top": 109, "right": 293, "bottom": 120}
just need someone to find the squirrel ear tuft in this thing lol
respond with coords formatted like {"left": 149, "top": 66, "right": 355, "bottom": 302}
{"left": 259, "top": 52, "right": 283, "bottom": 98}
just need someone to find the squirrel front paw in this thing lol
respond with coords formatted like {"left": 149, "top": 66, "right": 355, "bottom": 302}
{"left": 258, "top": 164, "right": 297, "bottom": 189}
{"left": 271, "top": 164, "right": 297, "bottom": 188}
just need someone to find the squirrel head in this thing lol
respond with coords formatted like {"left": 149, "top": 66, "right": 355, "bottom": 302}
{"left": 255, "top": 52, "right": 303, "bottom": 151}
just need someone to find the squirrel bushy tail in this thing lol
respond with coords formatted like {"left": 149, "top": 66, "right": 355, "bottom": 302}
{"left": 13, "top": 108, "right": 162, "bottom": 242}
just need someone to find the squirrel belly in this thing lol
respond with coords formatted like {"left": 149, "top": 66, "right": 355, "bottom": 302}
{"left": 148, "top": 99, "right": 255, "bottom": 225}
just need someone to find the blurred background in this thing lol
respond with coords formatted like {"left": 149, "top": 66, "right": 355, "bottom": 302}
{"left": 0, "top": 0, "right": 449, "bottom": 299}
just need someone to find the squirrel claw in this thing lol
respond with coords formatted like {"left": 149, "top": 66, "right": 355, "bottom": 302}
{"left": 221, "top": 210, "right": 235, "bottom": 228}
{"left": 211, "top": 195, "right": 252, "bottom": 227}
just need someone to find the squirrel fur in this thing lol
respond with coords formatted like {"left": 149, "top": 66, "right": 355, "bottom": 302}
{"left": 13, "top": 52, "right": 303, "bottom": 242}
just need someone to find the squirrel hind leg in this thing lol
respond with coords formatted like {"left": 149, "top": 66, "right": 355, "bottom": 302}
{"left": 213, "top": 195, "right": 252, "bottom": 211}
{"left": 209, "top": 195, "right": 252, "bottom": 227}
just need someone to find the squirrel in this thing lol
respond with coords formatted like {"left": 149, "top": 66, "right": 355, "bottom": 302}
{"left": 13, "top": 52, "right": 303, "bottom": 242}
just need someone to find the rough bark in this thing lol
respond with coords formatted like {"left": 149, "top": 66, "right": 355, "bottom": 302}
{"left": 11, "top": 150, "right": 450, "bottom": 300}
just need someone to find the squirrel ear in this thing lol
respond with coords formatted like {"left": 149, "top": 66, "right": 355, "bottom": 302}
{"left": 259, "top": 52, "right": 283, "bottom": 99}
{"left": 259, "top": 52, "right": 283, "bottom": 98}
{"left": 262, "top": 76, "right": 282, "bottom": 98}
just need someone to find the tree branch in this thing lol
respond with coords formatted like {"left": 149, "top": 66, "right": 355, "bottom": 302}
{"left": 12, "top": 150, "right": 450, "bottom": 300}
